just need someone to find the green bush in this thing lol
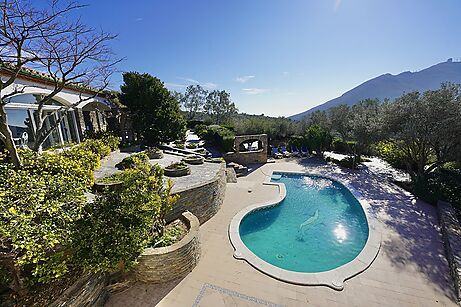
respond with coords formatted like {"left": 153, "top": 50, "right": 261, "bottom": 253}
{"left": 331, "top": 138, "right": 355, "bottom": 154}
{"left": 19, "top": 147, "right": 98, "bottom": 187}
{"left": 186, "top": 143, "right": 198, "bottom": 149}
{"left": 72, "top": 163, "right": 178, "bottom": 272}
{"left": 221, "top": 136, "right": 235, "bottom": 152}
{"left": 174, "top": 142, "right": 185, "bottom": 149}
{"left": 0, "top": 164, "right": 87, "bottom": 290}
{"left": 77, "top": 139, "right": 111, "bottom": 159}
{"left": 412, "top": 169, "right": 461, "bottom": 208}
{"left": 116, "top": 152, "right": 149, "bottom": 170}
{"left": 85, "top": 131, "right": 120, "bottom": 151}
{"left": 373, "top": 141, "right": 406, "bottom": 170}
{"left": 326, "top": 156, "right": 359, "bottom": 169}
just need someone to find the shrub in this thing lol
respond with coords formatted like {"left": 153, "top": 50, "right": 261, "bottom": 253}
{"left": 327, "top": 156, "right": 360, "bottom": 169}
{"left": 0, "top": 164, "right": 87, "bottom": 292}
{"left": 186, "top": 143, "right": 198, "bottom": 149}
{"left": 116, "top": 152, "right": 149, "bottom": 170}
{"left": 77, "top": 139, "right": 111, "bottom": 159}
{"left": 85, "top": 131, "right": 121, "bottom": 151}
{"left": 72, "top": 163, "right": 178, "bottom": 272}
{"left": 331, "top": 138, "right": 355, "bottom": 154}
{"left": 174, "top": 142, "right": 185, "bottom": 149}
{"left": 412, "top": 169, "right": 461, "bottom": 208}
{"left": 373, "top": 141, "right": 407, "bottom": 170}
{"left": 19, "top": 148, "right": 98, "bottom": 187}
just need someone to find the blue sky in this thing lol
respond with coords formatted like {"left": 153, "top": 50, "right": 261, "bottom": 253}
{"left": 79, "top": 0, "right": 461, "bottom": 117}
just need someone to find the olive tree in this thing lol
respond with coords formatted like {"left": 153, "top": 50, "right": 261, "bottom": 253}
{"left": 204, "top": 90, "right": 237, "bottom": 124}
{"left": 349, "top": 99, "right": 382, "bottom": 165}
{"left": 384, "top": 83, "right": 461, "bottom": 182}
{"left": 304, "top": 124, "right": 332, "bottom": 157}
{"left": 175, "top": 84, "right": 208, "bottom": 120}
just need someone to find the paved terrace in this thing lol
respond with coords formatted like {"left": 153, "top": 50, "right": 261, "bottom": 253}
{"left": 106, "top": 158, "right": 456, "bottom": 307}
{"left": 94, "top": 150, "right": 222, "bottom": 193}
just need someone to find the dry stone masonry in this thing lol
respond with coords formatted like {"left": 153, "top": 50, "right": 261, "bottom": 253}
{"left": 438, "top": 200, "right": 461, "bottom": 302}
{"left": 135, "top": 211, "right": 201, "bottom": 283}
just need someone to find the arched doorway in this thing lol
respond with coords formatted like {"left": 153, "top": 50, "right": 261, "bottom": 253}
{"left": 4, "top": 93, "right": 80, "bottom": 148}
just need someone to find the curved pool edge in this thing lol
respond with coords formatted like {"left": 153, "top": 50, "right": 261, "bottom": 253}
{"left": 228, "top": 170, "right": 382, "bottom": 291}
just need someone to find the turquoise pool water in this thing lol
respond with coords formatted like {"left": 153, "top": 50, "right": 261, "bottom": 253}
{"left": 239, "top": 173, "right": 369, "bottom": 273}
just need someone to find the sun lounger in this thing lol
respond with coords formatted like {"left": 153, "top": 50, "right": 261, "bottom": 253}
{"left": 271, "top": 147, "right": 283, "bottom": 159}
{"left": 301, "top": 146, "right": 310, "bottom": 157}
{"left": 291, "top": 146, "right": 300, "bottom": 157}
{"left": 280, "top": 146, "right": 291, "bottom": 158}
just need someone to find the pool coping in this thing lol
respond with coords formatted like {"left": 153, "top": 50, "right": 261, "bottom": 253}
{"left": 228, "top": 170, "right": 382, "bottom": 290}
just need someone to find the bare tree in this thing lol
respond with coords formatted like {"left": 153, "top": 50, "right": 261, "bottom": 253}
{"left": 0, "top": 0, "right": 120, "bottom": 168}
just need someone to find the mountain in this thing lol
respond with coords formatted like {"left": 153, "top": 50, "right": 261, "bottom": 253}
{"left": 289, "top": 59, "right": 461, "bottom": 120}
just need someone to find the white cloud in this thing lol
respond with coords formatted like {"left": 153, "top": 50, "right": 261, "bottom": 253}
{"left": 135, "top": 17, "right": 143, "bottom": 22}
{"left": 334, "top": 0, "right": 342, "bottom": 12}
{"left": 242, "top": 88, "right": 269, "bottom": 95}
{"left": 235, "top": 75, "right": 255, "bottom": 83}
{"left": 179, "top": 77, "right": 200, "bottom": 84}
{"left": 165, "top": 82, "right": 187, "bottom": 89}
{"left": 178, "top": 77, "right": 217, "bottom": 90}
{"left": 283, "top": 71, "right": 289, "bottom": 76}
{"left": 203, "top": 82, "right": 217, "bottom": 90}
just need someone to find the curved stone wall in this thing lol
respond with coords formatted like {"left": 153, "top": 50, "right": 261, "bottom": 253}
{"left": 167, "top": 162, "right": 226, "bottom": 224}
{"left": 134, "top": 211, "right": 201, "bottom": 283}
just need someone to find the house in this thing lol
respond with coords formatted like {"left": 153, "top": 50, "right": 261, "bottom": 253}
{"left": 1, "top": 67, "right": 114, "bottom": 149}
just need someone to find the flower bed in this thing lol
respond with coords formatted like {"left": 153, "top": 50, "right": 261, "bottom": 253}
{"left": 134, "top": 211, "right": 200, "bottom": 283}
{"left": 146, "top": 147, "right": 164, "bottom": 159}
{"left": 182, "top": 155, "right": 204, "bottom": 165}
{"left": 164, "top": 161, "right": 191, "bottom": 177}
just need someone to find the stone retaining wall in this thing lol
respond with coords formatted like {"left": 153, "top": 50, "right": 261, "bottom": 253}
{"left": 437, "top": 200, "right": 461, "bottom": 302}
{"left": 49, "top": 272, "right": 108, "bottom": 307}
{"left": 135, "top": 211, "right": 201, "bottom": 283}
{"left": 167, "top": 163, "right": 226, "bottom": 224}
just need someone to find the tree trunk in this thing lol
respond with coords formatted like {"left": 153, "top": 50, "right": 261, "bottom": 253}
{"left": 0, "top": 105, "right": 22, "bottom": 169}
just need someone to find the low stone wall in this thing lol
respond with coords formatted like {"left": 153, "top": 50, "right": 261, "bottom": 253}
{"left": 134, "top": 211, "right": 201, "bottom": 283}
{"left": 49, "top": 272, "right": 108, "bottom": 307}
{"left": 222, "top": 134, "right": 268, "bottom": 166}
{"left": 437, "top": 200, "right": 461, "bottom": 302}
{"left": 223, "top": 150, "right": 267, "bottom": 165}
{"left": 167, "top": 162, "right": 226, "bottom": 224}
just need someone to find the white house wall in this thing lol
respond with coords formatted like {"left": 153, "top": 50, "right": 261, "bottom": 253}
{"left": 1, "top": 75, "right": 110, "bottom": 108}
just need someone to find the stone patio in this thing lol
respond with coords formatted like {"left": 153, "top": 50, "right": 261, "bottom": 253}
{"left": 94, "top": 150, "right": 222, "bottom": 193}
{"left": 105, "top": 158, "right": 457, "bottom": 307}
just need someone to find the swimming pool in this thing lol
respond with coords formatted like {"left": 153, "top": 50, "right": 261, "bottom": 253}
{"left": 240, "top": 173, "right": 368, "bottom": 272}
{"left": 229, "top": 171, "right": 381, "bottom": 290}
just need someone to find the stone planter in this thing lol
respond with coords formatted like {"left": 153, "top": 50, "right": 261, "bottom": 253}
{"left": 93, "top": 180, "right": 123, "bottom": 193}
{"left": 134, "top": 211, "right": 200, "bottom": 283}
{"left": 183, "top": 155, "right": 204, "bottom": 165}
{"left": 164, "top": 166, "right": 191, "bottom": 177}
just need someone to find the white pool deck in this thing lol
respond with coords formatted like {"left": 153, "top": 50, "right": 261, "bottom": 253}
{"left": 106, "top": 158, "right": 457, "bottom": 307}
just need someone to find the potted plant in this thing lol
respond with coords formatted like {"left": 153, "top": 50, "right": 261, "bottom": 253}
{"left": 115, "top": 152, "right": 149, "bottom": 170}
{"left": 93, "top": 173, "right": 124, "bottom": 192}
{"left": 164, "top": 161, "right": 191, "bottom": 177}
{"left": 146, "top": 147, "right": 164, "bottom": 159}
{"left": 182, "top": 155, "right": 204, "bottom": 165}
